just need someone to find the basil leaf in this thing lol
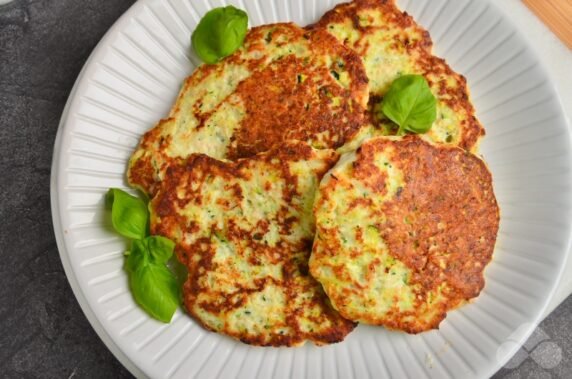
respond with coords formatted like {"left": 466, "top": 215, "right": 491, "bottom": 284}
{"left": 192, "top": 6, "right": 248, "bottom": 64}
{"left": 125, "top": 236, "right": 180, "bottom": 323}
{"left": 129, "top": 264, "right": 180, "bottom": 323}
{"left": 125, "top": 236, "right": 175, "bottom": 268}
{"left": 124, "top": 239, "right": 148, "bottom": 274}
{"left": 147, "top": 236, "right": 176, "bottom": 264}
{"left": 381, "top": 74, "right": 436, "bottom": 136}
{"left": 106, "top": 188, "right": 148, "bottom": 240}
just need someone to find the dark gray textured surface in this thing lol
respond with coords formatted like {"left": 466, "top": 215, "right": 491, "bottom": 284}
{"left": 0, "top": 1, "right": 134, "bottom": 378}
{"left": 0, "top": 0, "right": 570, "bottom": 378}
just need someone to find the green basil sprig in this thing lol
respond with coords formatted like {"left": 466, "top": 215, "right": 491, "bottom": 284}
{"left": 106, "top": 188, "right": 180, "bottom": 323}
{"left": 192, "top": 6, "right": 248, "bottom": 64}
{"left": 106, "top": 188, "right": 148, "bottom": 239}
{"left": 381, "top": 74, "right": 437, "bottom": 136}
{"left": 125, "top": 236, "right": 180, "bottom": 323}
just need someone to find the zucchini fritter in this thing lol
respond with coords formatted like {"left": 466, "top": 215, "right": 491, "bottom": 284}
{"left": 313, "top": 0, "right": 484, "bottom": 151}
{"left": 310, "top": 136, "right": 499, "bottom": 333}
{"left": 128, "top": 23, "right": 369, "bottom": 196}
{"left": 150, "top": 141, "right": 356, "bottom": 346}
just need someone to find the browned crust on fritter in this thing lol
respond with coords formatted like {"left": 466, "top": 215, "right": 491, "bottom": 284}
{"left": 127, "top": 23, "right": 370, "bottom": 196}
{"left": 358, "top": 137, "right": 498, "bottom": 298}
{"left": 312, "top": 0, "right": 485, "bottom": 151}
{"left": 151, "top": 142, "right": 356, "bottom": 346}
{"left": 314, "top": 136, "right": 499, "bottom": 332}
{"left": 127, "top": 120, "right": 172, "bottom": 195}
{"left": 417, "top": 55, "right": 483, "bottom": 151}
{"left": 228, "top": 28, "right": 369, "bottom": 158}
{"left": 310, "top": 0, "right": 433, "bottom": 52}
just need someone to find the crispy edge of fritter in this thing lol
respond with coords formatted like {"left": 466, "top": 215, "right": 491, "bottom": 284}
{"left": 310, "top": 0, "right": 433, "bottom": 52}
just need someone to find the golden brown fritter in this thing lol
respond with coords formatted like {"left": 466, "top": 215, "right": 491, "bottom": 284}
{"left": 312, "top": 0, "right": 484, "bottom": 151}
{"left": 310, "top": 136, "right": 499, "bottom": 333}
{"left": 128, "top": 23, "right": 369, "bottom": 196}
{"left": 150, "top": 141, "right": 356, "bottom": 346}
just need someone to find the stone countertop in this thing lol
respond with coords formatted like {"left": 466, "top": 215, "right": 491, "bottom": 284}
{"left": 0, "top": 1, "right": 570, "bottom": 378}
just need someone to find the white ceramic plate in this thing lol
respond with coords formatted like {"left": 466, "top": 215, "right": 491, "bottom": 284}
{"left": 51, "top": 0, "right": 572, "bottom": 378}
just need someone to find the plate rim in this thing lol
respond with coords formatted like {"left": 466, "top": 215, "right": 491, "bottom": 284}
{"left": 49, "top": 0, "right": 572, "bottom": 378}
